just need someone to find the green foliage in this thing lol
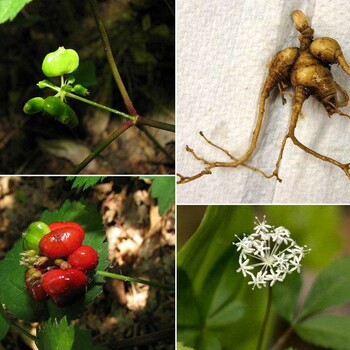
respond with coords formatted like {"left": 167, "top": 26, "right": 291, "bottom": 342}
{"left": 36, "top": 317, "right": 75, "bottom": 350}
{"left": 72, "top": 326, "right": 107, "bottom": 350}
{"left": 177, "top": 343, "right": 195, "bottom": 350}
{"left": 0, "top": 307, "right": 9, "bottom": 342}
{"left": 141, "top": 176, "right": 175, "bottom": 214}
{"left": 36, "top": 317, "right": 107, "bottom": 350}
{"left": 178, "top": 206, "right": 267, "bottom": 350}
{"left": 0, "top": 200, "right": 108, "bottom": 322}
{"left": 0, "top": 0, "right": 33, "bottom": 24}
{"left": 66, "top": 176, "right": 107, "bottom": 191}
{"left": 265, "top": 206, "right": 342, "bottom": 268}
{"left": 298, "top": 256, "right": 350, "bottom": 320}
{"left": 272, "top": 271, "right": 302, "bottom": 323}
{"left": 0, "top": 240, "right": 49, "bottom": 321}
{"left": 295, "top": 315, "right": 350, "bottom": 350}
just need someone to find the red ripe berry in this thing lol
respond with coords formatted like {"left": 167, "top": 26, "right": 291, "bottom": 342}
{"left": 41, "top": 268, "right": 87, "bottom": 307}
{"left": 39, "top": 227, "right": 84, "bottom": 258}
{"left": 68, "top": 245, "right": 99, "bottom": 272}
{"left": 48, "top": 222, "right": 85, "bottom": 241}
{"left": 25, "top": 270, "right": 48, "bottom": 302}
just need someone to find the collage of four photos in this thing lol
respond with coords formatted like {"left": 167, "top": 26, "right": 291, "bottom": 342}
{"left": 1, "top": 0, "right": 350, "bottom": 349}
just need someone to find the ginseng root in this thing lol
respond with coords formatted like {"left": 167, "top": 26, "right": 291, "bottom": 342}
{"left": 178, "top": 10, "right": 350, "bottom": 184}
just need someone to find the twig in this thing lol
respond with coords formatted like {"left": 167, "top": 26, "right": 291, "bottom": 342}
{"left": 96, "top": 270, "right": 174, "bottom": 290}
{"left": 72, "top": 120, "right": 134, "bottom": 174}
{"left": 89, "top": 0, "right": 137, "bottom": 116}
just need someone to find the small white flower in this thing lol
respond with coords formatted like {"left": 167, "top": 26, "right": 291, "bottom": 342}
{"left": 253, "top": 216, "right": 272, "bottom": 235}
{"left": 233, "top": 217, "right": 310, "bottom": 289}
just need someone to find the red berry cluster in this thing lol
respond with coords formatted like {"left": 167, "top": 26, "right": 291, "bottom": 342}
{"left": 22, "top": 221, "right": 99, "bottom": 307}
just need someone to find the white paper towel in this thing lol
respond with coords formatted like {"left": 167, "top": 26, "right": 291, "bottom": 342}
{"left": 177, "top": 0, "right": 350, "bottom": 203}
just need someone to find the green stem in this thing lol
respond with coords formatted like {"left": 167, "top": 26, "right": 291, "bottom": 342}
{"left": 64, "top": 91, "right": 136, "bottom": 122}
{"left": 11, "top": 321, "right": 37, "bottom": 341}
{"left": 256, "top": 285, "right": 272, "bottom": 350}
{"left": 66, "top": 92, "right": 175, "bottom": 132}
{"left": 96, "top": 270, "right": 174, "bottom": 290}
{"left": 72, "top": 120, "right": 134, "bottom": 174}
{"left": 89, "top": 0, "right": 137, "bottom": 116}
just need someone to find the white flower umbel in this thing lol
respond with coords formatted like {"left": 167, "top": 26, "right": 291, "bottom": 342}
{"left": 233, "top": 216, "right": 310, "bottom": 289}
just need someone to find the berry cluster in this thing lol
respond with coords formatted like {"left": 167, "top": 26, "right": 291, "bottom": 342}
{"left": 21, "top": 221, "right": 99, "bottom": 307}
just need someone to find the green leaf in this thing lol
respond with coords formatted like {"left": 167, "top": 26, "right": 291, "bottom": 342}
{"left": 177, "top": 343, "right": 195, "bottom": 350}
{"left": 178, "top": 206, "right": 254, "bottom": 296}
{"left": 200, "top": 247, "right": 245, "bottom": 328}
{"left": 72, "top": 326, "right": 107, "bottom": 350}
{"left": 178, "top": 206, "right": 265, "bottom": 350}
{"left": 0, "top": 0, "right": 33, "bottom": 24}
{"left": 0, "top": 240, "right": 49, "bottom": 322}
{"left": 0, "top": 200, "right": 108, "bottom": 322}
{"left": 66, "top": 176, "right": 107, "bottom": 191}
{"left": 36, "top": 317, "right": 74, "bottom": 350}
{"left": 295, "top": 315, "right": 350, "bottom": 350}
{"left": 299, "top": 256, "right": 350, "bottom": 320}
{"left": 177, "top": 269, "right": 201, "bottom": 328}
{"left": 0, "top": 307, "right": 9, "bottom": 342}
{"left": 265, "top": 206, "right": 342, "bottom": 269}
{"left": 206, "top": 300, "right": 244, "bottom": 329}
{"left": 198, "top": 332, "right": 221, "bottom": 350}
{"left": 141, "top": 176, "right": 175, "bottom": 214}
{"left": 272, "top": 271, "right": 302, "bottom": 323}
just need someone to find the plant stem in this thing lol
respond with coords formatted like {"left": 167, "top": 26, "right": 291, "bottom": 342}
{"left": 64, "top": 91, "right": 136, "bottom": 122}
{"left": 88, "top": 0, "right": 175, "bottom": 158}
{"left": 56, "top": 90, "right": 174, "bottom": 133}
{"left": 137, "top": 115, "right": 175, "bottom": 133}
{"left": 256, "top": 285, "right": 272, "bottom": 350}
{"left": 72, "top": 120, "right": 134, "bottom": 173}
{"left": 270, "top": 326, "right": 293, "bottom": 350}
{"left": 65, "top": 89, "right": 175, "bottom": 132}
{"left": 11, "top": 321, "right": 36, "bottom": 341}
{"left": 96, "top": 270, "right": 174, "bottom": 290}
{"left": 89, "top": 0, "right": 137, "bottom": 116}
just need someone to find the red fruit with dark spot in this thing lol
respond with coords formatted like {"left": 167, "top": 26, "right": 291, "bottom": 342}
{"left": 68, "top": 245, "right": 99, "bottom": 271}
{"left": 39, "top": 227, "right": 84, "bottom": 258}
{"left": 25, "top": 270, "right": 48, "bottom": 302}
{"left": 41, "top": 268, "right": 87, "bottom": 307}
{"left": 48, "top": 222, "right": 85, "bottom": 241}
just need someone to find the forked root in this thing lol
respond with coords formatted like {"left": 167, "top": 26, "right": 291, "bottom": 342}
{"left": 272, "top": 87, "right": 350, "bottom": 181}
{"left": 176, "top": 131, "right": 274, "bottom": 184}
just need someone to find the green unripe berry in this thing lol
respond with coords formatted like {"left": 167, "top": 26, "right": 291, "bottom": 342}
{"left": 73, "top": 84, "right": 89, "bottom": 96}
{"left": 59, "top": 103, "right": 78, "bottom": 128}
{"left": 42, "top": 47, "right": 79, "bottom": 78}
{"left": 23, "top": 221, "right": 50, "bottom": 252}
{"left": 43, "top": 96, "right": 66, "bottom": 118}
{"left": 23, "top": 97, "right": 45, "bottom": 115}
{"left": 44, "top": 96, "right": 78, "bottom": 128}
